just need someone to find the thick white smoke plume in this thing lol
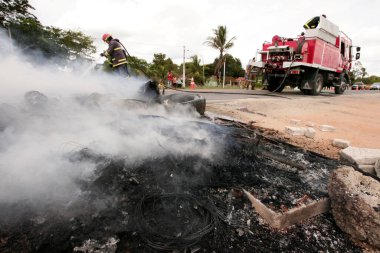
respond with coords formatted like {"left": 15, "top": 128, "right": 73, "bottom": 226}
{"left": 0, "top": 32, "right": 221, "bottom": 204}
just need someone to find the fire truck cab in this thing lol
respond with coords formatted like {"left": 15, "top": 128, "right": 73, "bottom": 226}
{"left": 252, "top": 15, "right": 361, "bottom": 95}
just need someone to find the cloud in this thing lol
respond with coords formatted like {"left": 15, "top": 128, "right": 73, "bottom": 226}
{"left": 28, "top": 0, "right": 380, "bottom": 75}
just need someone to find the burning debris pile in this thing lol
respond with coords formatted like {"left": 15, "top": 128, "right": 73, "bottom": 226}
{"left": 0, "top": 98, "right": 363, "bottom": 252}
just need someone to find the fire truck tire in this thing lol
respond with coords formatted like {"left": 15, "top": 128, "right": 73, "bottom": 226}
{"left": 301, "top": 89, "right": 310, "bottom": 95}
{"left": 334, "top": 76, "right": 347, "bottom": 94}
{"left": 309, "top": 73, "right": 323, "bottom": 95}
{"left": 267, "top": 77, "right": 285, "bottom": 92}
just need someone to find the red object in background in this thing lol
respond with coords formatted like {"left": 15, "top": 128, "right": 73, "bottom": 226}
{"left": 252, "top": 16, "right": 360, "bottom": 95}
{"left": 190, "top": 79, "right": 196, "bottom": 89}
{"left": 167, "top": 72, "right": 173, "bottom": 81}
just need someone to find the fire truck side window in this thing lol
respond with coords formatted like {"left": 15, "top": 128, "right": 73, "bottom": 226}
{"left": 340, "top": 41, "right": 345, "bottom": 56}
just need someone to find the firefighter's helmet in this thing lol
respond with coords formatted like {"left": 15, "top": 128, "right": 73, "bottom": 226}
{"left": 102, "top": 34, "right": 112, "bottom": 42}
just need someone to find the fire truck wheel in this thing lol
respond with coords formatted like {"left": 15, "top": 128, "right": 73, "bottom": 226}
{"left": 309, "top": 73, "right": 323, "bottom": 95}
{"left": 334, "top": 76, "right": 347, "bottom": 94}
{"left": 267, "top": 77, "right": 285, "bottom": 92}
{"left": 301, "top": 89, "right": 310, "bottom": 95}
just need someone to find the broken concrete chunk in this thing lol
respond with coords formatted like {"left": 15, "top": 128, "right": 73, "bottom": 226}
{"left": 319, "top": 125, "right": 336, "bottom": 132}
{"left": 332, "top": 138, "right": 350, "bottom": 149}
{"left": 375, "top": 159, "right": 380, "bottom": 178}
{"left": 290, "top": 119, "right": 301, "bottom": 126}
{"left": 340, "top": 147, "right": 380, "bottom": 165}
{"left": 304, "top": 127, "right": 316, "bottom": 139}
{"left": 358, "top": 165, "right": 375, "bottom": 174}
{"left": 285, "top": 126, "right": 305, "bottom": 136}
{"left": 328, "top": 166, "right": 380, "bottom": 249}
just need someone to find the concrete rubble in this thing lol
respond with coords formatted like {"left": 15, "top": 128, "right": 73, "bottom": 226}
{"left": 332, "top": 138, "right": 350, "bottom": 149}
{"left": 375, "top": 159, "right": 380, "bottom": 177}
{"left": 304, "top": 127, "right": 316, "bottom": 139}
{"left": 340, "top": 146, "right": 380, "bottom": 166}
{"left": 328, "top": 166, "right": 380, "bottom": 250}
{"left": 358, "top": 164, "right": 376, "bottom": 174}
{"left": 285, "top": 126, "right": 305, "bottom": 136}
{"left": 319, "top": 125, "right": 336, "bottom": 132}
{"left": 290, "top": 119, "right": 301, "bottom": 126}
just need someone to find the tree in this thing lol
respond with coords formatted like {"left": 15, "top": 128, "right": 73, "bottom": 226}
{"left": 0, "top": 0, "right": 35, "bottom": 28}
{"left": 224, "top": 54, "right": 245, "bottom": 77}
{"left": 185, "top": 55, "right": 203, "bottom": 84}
{"left": 127, "top": 55, "right": 150, "bottom": 77}
{"left": 350, "top": 61, "right": 368, "bottom": 83}
{"left": 149, "top": 53, "right": 178, "bottom": 82}
{"left": 204, "top": 25, "right": 236, "bottom": 84}
{"left": 2, "top": 0, "right": 96, "bottom": 62}
{"left": 209, "top": 54, "right": 244, "bottom": 78}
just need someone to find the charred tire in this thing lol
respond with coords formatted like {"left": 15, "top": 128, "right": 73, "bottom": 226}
{"left": 160, "top": 93, "right": 206, "bottom": 115}
{"left": 309, "top": 73, "right": 323, "bottom": 95}
{"left": 267, "top": 76, "right": 285, "bottom": 92}
{"left": 334, "top": 76, "right": 347, "bottom": 94}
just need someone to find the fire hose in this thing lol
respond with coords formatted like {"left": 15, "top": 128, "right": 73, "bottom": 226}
{"left": 267, "top": 58, "right": 296, "bottom": 93}
{"left": 118, "top": 41, "right": 151, "bottom": 79}
{"left": 117, "top": 42, "right": 292, "bottom": 98}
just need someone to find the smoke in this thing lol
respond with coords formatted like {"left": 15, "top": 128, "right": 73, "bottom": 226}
{"left": 0, "top": 31, "right": 222, "bottom": 204}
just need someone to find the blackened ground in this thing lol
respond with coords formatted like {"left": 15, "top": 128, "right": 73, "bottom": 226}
{"left": 0, "top": 121, "right": 362, "bottom": 252}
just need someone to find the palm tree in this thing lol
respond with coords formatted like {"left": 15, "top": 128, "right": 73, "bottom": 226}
{"left": 204, "top": 25, "right": 236, "bottom": 84}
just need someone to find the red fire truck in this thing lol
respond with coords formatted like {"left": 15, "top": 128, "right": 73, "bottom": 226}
{"left": 252, "top": 15, "right": 361, "bottom": 95}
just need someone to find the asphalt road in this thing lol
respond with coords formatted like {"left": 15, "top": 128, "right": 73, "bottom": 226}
{"left": 164, "top": 88, "right": 378, "bottom": 102}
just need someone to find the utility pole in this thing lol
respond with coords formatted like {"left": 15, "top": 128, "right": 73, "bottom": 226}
{"left": 201, "top": 56, "right": 205, "bottom": 85}
{"left": 223, "top": 60, "right": 226, "bottom": 88}
{"left": 182, "top": 46, "right": 186, "bottom": 88}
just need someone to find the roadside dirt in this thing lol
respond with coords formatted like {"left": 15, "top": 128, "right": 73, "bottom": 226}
{"left": 206, "top": 91, "right": 380, "bottom": 160}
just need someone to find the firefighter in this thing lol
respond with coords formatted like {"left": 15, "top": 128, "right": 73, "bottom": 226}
{"left": 100, "top": 34, "right": 130, "bottom": 77}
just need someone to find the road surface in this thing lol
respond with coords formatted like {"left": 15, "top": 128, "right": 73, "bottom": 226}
{"left": 166, "top": 88, "right": 380, "bottom": 159}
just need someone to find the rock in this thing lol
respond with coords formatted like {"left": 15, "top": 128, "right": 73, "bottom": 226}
{"left": 328, "top": 166, "right": 380, "bottom": 249}
{"left": 304, "top": 127, "right": 316, "bottom": 139}
{"left": 340, "top": 147, "right": 380, "bottom": 165}
{"left": 306, "top": 122, "right": 315, "bottom": 127}
{"left": 290, "top": 119, "right": 301, "bottom": 126}
{"left": 358, "top": 165, "right": 376, "bottom": 174}
{"left": 319, "top": 125, "right": 336, "bottom": 132}
{"left": 285, "top": 126, "right": 305, "bottom": 136}
{"left": 332, "top": 138, "right": 350, "bottom": 149}
{"left": 375, "top": 159, "right": 380, "bottom": 178}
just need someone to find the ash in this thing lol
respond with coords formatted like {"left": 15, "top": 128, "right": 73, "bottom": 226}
{"left": 0, "top": 119, "right": 362, "bottom": 252}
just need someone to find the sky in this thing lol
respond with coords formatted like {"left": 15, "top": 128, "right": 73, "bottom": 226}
{"left": 30, "top": 0, "right": 380, "bottom": 75}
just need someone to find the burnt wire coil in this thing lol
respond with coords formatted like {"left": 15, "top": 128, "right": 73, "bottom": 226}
{"left": 135, "top": 193, "right": 218, "bottom": 250}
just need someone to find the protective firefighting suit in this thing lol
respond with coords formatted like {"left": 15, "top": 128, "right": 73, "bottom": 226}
{"left": 103, "top": 38, "right": 130, "bottom": 77}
